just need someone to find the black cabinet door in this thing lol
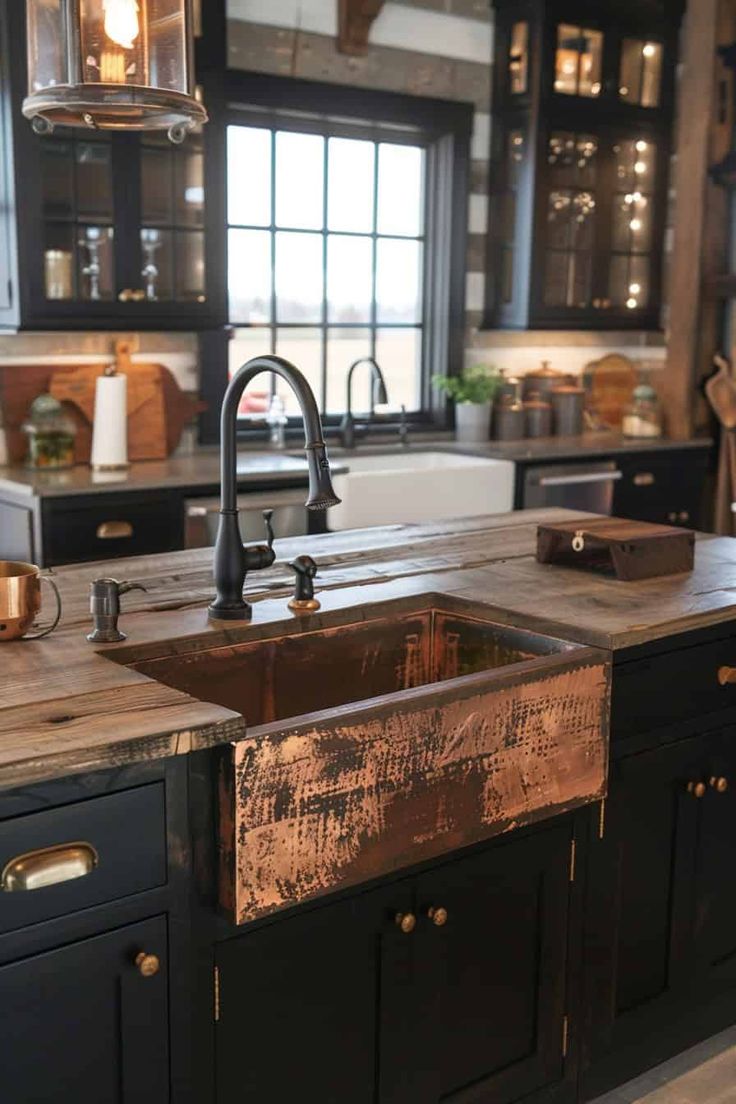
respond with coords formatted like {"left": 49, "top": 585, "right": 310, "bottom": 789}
{"left": 413, "top": 823, "right": 572, "bottom": 1104}
{"left": 581, "top": 737, "right": 702, "bottom": 1096}
{"left": 693, "top": 727, "right": 736, "bottom": 993}
{"left": 613, "top": 450, "right": 709, "bottom": 529}
{"left": 0, "top": 915, "right": 169, "bottom": 1104}
{"left": 216, "top": 881, "right": 416, "bottom": 1104}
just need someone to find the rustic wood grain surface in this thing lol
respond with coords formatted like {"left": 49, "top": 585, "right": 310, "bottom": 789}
{"left": 0, "top": 508, "right": 734, "bottom": 793}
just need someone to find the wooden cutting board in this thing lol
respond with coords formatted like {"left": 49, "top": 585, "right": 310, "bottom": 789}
{"left": 49, "top": 361, "right": 206, "bottom": 462}
{"left": 537, "top": 517, "right": 695, "bottom": 581}
{"left": 583, "top": 353, "right": 637, "bottom": 429}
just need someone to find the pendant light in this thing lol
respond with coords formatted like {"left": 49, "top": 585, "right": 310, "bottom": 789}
{"left": 23, "top": 0, "right": 207, "bottom": 144}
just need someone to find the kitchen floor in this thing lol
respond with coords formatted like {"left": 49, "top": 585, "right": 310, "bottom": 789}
{"left": 591, "top": 1027, "right": 736, "bottom": 1102}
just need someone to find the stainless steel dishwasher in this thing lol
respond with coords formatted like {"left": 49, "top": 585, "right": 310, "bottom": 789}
{"left": 522, "top": 461, "right": 623, "bottom": 514}
{"left": 185, "top": 488, "right": 310, "bottom": 548}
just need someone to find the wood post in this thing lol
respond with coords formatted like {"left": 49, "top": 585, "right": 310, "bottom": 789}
{"left": 665, "top": 0, "right": 722, "bottom": 438}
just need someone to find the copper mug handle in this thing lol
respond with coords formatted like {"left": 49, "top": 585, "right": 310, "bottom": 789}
{"left": 23, "top": 575, "right": 62, "bottom": 641}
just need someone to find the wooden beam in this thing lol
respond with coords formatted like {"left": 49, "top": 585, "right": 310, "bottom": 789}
{"left": 664, "top": 0, "right": 721, "bottom": 438}
{"left": 337, "top": 0, "right": 386, "bottom": 56}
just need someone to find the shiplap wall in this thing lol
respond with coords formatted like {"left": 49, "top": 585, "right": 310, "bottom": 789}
{"left": 227, "top": 0, "right": 667, "bottom": 379}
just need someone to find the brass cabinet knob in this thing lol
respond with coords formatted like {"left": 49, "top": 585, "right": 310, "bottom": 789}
{"left": 118, "top": 289, "right": 133, "bottom": 303}
{"left": 718, "top": 666, "right": 736, "bottom": 686}
{"left": 395, "top": 912, "right": 416, "bottom": 935}
{"left": 135, "top": 952, "right": 160, "bottom": 978}
{"left": 687, "top": 781, "right": 707, "bottom": 799}
{"left": 427, "top": 906, "right": 448, "bottom": 927}
{"left": 131, "top": 289, "right": 146, "bottom": 303}
{"left": 710, "top": 776, "right": 729, "bottom": 794}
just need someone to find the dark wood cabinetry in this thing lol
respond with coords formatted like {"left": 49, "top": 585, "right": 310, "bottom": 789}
{"left": 613, "top": 449, "right": 711, "bottom": 529}
{"left": 216, "top": 821, "right": 575, "bottom": 1104}
{"left": 487, "top": 0, "right": 682, "bottom": 330}
{"left": 0, "top": 915, "right": 170, "bottom": 1104}
{"left": 0, "top": 1, "right": 224, "bottom": 331}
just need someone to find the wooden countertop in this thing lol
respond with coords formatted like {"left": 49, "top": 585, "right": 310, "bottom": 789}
{"left": 0, "top": 508, "right": 734, "bottom": 793}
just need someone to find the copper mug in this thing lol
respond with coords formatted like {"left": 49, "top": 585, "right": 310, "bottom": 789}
{"left": 0, "top": 562, "right": 62, "bottom": 642}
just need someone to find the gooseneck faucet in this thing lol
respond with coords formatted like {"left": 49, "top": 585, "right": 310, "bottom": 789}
{"left": 208, "top": 355, "right": 340, "bottom": 622}
{"left": 339, "top": 357, "right": 389, "bottom": 449}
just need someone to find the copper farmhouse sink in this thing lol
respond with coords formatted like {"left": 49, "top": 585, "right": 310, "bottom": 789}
{"left": 129, "top": 595, "right": 610, "bottom": 924}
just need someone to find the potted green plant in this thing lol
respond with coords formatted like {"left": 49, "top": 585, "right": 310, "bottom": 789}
{"left": 434, "top": 365, "right": 501, "bottom": 443}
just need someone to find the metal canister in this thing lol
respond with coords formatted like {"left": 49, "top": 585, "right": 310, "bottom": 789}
{"left": 524, "top": 399, "right": 553, "bottom": 438}
{"left": 551, "top": 386, "right": 585, "bottom": 436}
{"left": 493, "top": 398, "right": 526, "bottom": 441}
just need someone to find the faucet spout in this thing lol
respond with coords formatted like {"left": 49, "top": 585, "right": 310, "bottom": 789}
{"left": 209, "top": 354, "right": 340, "bottom": 622}
{"left": 339, "top": 357, "right": 390, "bottom": 450}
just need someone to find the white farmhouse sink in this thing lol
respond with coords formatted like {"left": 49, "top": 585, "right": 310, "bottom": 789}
{"left": 328, "top": 451, "right": 515, "bottom": 531}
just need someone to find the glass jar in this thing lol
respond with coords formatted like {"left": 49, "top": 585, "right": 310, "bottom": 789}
{"left": 22, "top": 394, "right": 78, "bottom": 470}
{"left": 622, "top": 383, "right": 662, "bottom": 438}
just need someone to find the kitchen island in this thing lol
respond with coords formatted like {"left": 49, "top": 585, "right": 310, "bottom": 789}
{"left": 2, "top": 508, "right": 736, "bottom": 1104}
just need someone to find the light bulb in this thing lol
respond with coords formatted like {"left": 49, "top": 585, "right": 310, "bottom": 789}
{"left": 103, "top": 0, "right": 140, "bottom": 50}
{"left": 635, "top": 140, "right": 648, "bottom": 152}
{"left": 634, "top": 161, "right": 647, "bottom": 174}
{"left": 626, "top": 297, "right": 638, "bottom": 309}
{"left": 629, "top": 282, "right": 641, "bottom": 295}
{"left": 642, "top": 43, "right": 657, "bottom": 58}
{"left": 630, "top": 218, "right": 642, "bottom": 231}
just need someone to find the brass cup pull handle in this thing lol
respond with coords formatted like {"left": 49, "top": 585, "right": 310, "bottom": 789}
{"left": 687, "top": 781, "right": 707, "bottom": 799}
{"left": 2, "top": 842, "right": 98, "bottom": 892}
{"left": 718, "top": 666, "right": 736, "bottom": 687}
{"left": 710, "top": 776, "right": 729, "bottom": 793}
{"left": 97, "top": 521, "right": 134, "bottom": 540}
{"left": 427, "top": 906, "right": 448, "bottom": 927}
{"left": 633, "top": 472, "right": 655, "bottom": 487}
{"left": 395, "top": 911, "right": 416, "bottom": 935}
{"left": 118, "top": 289, "right": 133, "bottom": 303}
{"left": 135, "top": 952, "right": 160, "bottom": 978}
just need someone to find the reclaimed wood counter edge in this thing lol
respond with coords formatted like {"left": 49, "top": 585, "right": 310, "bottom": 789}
{"left": 0, "top": 509, "right": 734, "bottom": 792}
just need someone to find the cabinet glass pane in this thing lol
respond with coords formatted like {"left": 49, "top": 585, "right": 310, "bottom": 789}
{"left": 327, "top": 138, "right": 375, "bottom": 233}
{"left": 509, "top": 22, "right": 528, "bottom": 94}
{"left": 620, "top": 39, "right": 663, "bottom": 107}
{"left": 76, "top": 142, "right": 113, "bottom": 221}
{"left": 174, "top": 231, "right": 205, "bottom": 302}
{"left": 612, "top": 193, "right": 652, "bottom": 253}
{"left": 555, "top": 25, "right": 602, "bottom": 97}
{"left": 140, "top": 227, "right": 172, "bottom": 300}
{"left": 275, "top": 132, "right": 324, "bottom": 230}
{"left": 544, "top": 250, "right": 592, "bottom": 308}
{"left": 175, "top": 144, "right": 204, "bottom": 227}
{"left": 275, "top": 231, "right": 323, "bottom": 322}
{"left": 77, "top": 226, "right": 114, "bottom": 300}
{"left": 44, "top": 227, "right": 75, "bottom": 300}
{"left": 41, "top": 141, "right": 74, "bottom": 219}
{"left": 141, "top": 145, "right": 173, "bottom": 225}
{"left": 609, "top": 254, "right": 651, "bottom": 310}
{"left": 614, "top": 138, "right": 656, "bottom": 190}
{"left": 327, "top": 235, "right": 372, "bottom": 323}
{"left": 228, "top": 228, "right": 271, "bottom": 322}
{"left": 548, "top": 133, "right": 598, "bottom": 188}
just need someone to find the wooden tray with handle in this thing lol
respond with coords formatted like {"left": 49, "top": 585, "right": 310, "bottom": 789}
{"left": 537, "top": 517, "right": 695, "bottom": 581}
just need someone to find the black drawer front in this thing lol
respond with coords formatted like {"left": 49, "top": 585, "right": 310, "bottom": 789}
{"left": 42, "top": 495, "right": 182, "bottom": 566}
{"left": 613, "top": 632, "right": 736, "bottom": 739}
{"left": 0, "top": 783, "right": 166, "bottom": 934}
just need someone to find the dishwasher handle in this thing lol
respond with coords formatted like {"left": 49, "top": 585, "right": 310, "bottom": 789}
{"left": 537, "top": 470, "right": 623, "bottom": 488}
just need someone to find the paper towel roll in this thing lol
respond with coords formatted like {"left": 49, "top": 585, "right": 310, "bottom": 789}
{"left": 91, "top": 372, "right": 128, "bottom": 470}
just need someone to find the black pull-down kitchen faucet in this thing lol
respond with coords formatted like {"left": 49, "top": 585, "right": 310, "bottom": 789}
{"left": 208, "top": 355, "right": 340, "bottom": 622}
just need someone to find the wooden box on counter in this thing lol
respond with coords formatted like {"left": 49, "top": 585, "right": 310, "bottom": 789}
{"left": 536, "top": 517, "right": 695, "bottom": 581}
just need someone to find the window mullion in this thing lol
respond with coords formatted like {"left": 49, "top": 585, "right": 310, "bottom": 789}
{"left": 321, "top": 136, "right": 329, "bottom": 414}
{"left": 370, "top": 142, "right": 380, "bottom": 363}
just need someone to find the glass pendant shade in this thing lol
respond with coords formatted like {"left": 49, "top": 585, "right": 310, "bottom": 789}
{"left": 23, "top": 0, "right": 207, "bottom": 143}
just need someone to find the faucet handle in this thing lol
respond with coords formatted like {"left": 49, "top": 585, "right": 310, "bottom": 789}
{"left": 288, "top": 555, "right": 321, "bottom": 613}
{"left": 262, "top": 509, "right": 275, "bottom": 552}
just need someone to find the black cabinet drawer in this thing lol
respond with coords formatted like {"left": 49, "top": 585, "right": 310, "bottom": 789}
{"left": 614, "top": 451, "right": 709, "bottom": 530}
{"left": 42, "top": 494, "right": 183, "bottom": 566}
{"left": 613, "top": 632, "right": 736, "bottom": 739}
{"left": 0, "top": 783, "right": 166, "bottom": 934}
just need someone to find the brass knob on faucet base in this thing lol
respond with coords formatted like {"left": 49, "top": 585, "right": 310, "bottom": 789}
{"left": 427, "top": 906, "right": 448, "bottom": 927}
{"left": 135, "top": 952, "right": 160, "bottom": 978}
{"left": 710, "top": 776, "right": 729, "bottom": 794}
{"left": 687, "top": 781, "right": 707, "bottom": 799}
{"left": 395, "top": 912, "right": 416, "bottom": 935}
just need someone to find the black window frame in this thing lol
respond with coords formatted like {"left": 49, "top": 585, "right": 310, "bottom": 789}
{"left": 198, "top": 71, "right": 473, "bottom": 444}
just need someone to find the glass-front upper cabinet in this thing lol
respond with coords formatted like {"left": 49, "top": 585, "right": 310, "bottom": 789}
{"left": 0, "top": 0, "right": 220, "bottom": 331}
{"left": 487, "top": 0, "right": 683, "bottom": 330}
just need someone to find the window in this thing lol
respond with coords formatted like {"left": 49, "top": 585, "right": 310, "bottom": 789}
{"left": 227, "top": 119, "right": 426, "bottom": 421}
